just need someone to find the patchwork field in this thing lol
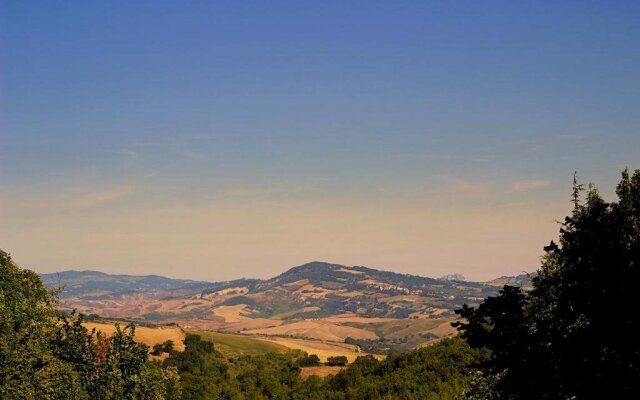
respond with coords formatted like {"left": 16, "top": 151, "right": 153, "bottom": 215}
{"left": 49, "top": 262, "right": 510, "bottom": 358}
{"left": 367, "top": 317, "right": 456, "bottom": 339}
{"left": 211, "top": 304, "right": 252, "bottom": 322}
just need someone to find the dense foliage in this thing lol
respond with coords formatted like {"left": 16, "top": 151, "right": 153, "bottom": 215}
{"left": 321, "top": 339, "right": 487, "bottom": 400}
{"left": 345, "top": 332, "right": 439, "bottom": 354}
{"left": 455, "top": 169, "right": 640, "bottom": 399}
{"left": 294, "top": 354, "right": 321, "bottom": 367}
{"left": 0, "top": 250, "right": 179, "bottom": 399}
{"left": 153, "top": 340, "right": 176, "bottom": 356}
{"left": 325, "top": 356, "right": 348, "bottom": 367}
{"left": 163, "top": 333, "right": 485, "bottom": 399}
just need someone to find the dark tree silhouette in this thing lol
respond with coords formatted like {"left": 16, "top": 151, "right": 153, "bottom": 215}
{"left": 454, "top": 169, "right": 640, "bottom": 399}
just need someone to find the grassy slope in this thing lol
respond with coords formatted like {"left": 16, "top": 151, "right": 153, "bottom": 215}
{"left": 188, "top": 330, "right": 289, "bottom": 357}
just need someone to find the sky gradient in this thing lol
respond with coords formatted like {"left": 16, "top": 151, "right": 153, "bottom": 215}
{"left": 1, "top": 1, "right": 639, "bottom": 281}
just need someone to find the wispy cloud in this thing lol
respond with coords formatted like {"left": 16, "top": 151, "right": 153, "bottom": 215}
{"left": 120, "top": 139, "right": 208, "bottom": 163}
{"left": 437, "top": 176, "right": 494, "bottom": 196}
{"left": 510, "top": 179, "right": 551, "bottom": 193}
{"left": 10, "top": 183, "right": 137, "bottom": 213}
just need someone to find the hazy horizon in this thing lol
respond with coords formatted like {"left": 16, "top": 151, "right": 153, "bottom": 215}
{"left": 37, "top": 259, "right": 535, "bottom": 283}
{"left": 2, "top": 1, "right": 639, "bottom": 281}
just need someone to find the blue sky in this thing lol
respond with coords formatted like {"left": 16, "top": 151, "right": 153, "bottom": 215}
{"left": 1, "top": 1, "right": 639, "bottom": 280}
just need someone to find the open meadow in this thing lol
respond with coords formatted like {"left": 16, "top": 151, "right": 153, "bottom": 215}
{"left": 187, "top": 330, "right": 289, "bottom": 357}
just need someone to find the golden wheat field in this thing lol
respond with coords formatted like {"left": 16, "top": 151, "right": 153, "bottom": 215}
{"left": 258, "top": 336, "right": 382, "bottom": 363}
{"left": 83, "top": 322, "right": 186, "bottom": 352}
{"left": 300, "top": 366, "right": 344, "bottom": 379}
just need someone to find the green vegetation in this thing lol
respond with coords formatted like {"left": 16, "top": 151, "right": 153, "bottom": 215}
{"left": 219, "top": 295, "right": 261, "bottom": 308}
{"left": 188, "top": 330, "right": 289, "bottom": 357}
{"left": 325, "top": 356, "right": 348, "bottom": 366}
{"left": 455, "top": 169, "right": 640, "bottom": 399}
{"left": 323, "top": 339, "right": 487, "bottom": 399}
{"left": 0, "top": 250, "right": 179, "bottom": 400}
{"left": 152, "top": 340, "right": 176, "bottom": 356}
{"left": 295, "top": 354, "right": 321, "bottom": 367}
{"left": 345, "top": 332, "right": 438, "bottom": 354}
{"left": 162, "top": 333, "right": 485, "bottom": 399}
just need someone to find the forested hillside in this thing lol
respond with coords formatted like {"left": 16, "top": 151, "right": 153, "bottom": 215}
{"left": 161, "top": 333, "right": 486, "bottom": 400}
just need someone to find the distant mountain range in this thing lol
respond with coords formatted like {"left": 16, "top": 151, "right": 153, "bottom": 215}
{"left": 42, "top": 262, "right": 531, "bottom": 318}
{"left": 41, "top": 262, "right": 532, "bottom": 352}
{"left": 41, "top": 270, "right": 212, "bottom": 298}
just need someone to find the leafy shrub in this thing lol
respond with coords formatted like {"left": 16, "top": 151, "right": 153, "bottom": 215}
{"left": 326, "top": 356, "right": 348, "bottom": 366}
{"left": 295, "top": 354, "right": 321, "bottom": 367}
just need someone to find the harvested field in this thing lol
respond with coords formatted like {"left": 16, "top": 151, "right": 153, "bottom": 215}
{"left": 283, "top": 279, "right": 310, "bottom": 287}
{"left": 271, "top": 307, "right": 321, "bottom": 319}
{"left": 243, "top": 320, "right": 377, "bottom": 342}
{"left": 335, "top": 268, "right": 364, "bottom": 275}
{"left": 321, "top": 314, "right": 396, "bottom": 324}
{"left": 84, "top": 322, "right": 185, "bottom": 352}
{"left": 333, "top": 290, "right": 364, "bottom": 298}
{"left": 300, "top": 366, "right": 344, "bottom": 379}
{"left": 427, "top": 319, "right": 459, "bottom": 338}
{"left": 295, "top": 284, "right": 332, "bottom": 299}
{"left": 172, "top": 318, "right": 226, "bottom": 331}
{"left": 373, "top": 317, "right": 454, "bottom": 339}
{"left": 258, "top": 337, "right": 372, "bottom": 363}
{"left": 220, "top": 318, "right": 284, "bottom": 332}
{"left": 203, "top": 286, "right": 249, "bottom": 297}
{"left": 378, "top": 294, "right": 427, "bottom": 303}
{"left": 211, "top": 304, "right": 251, "bottom": 322}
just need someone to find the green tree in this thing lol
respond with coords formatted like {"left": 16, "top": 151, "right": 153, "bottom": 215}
{"left": 163, "top": 334, "right": 239, "bottom": 399}
{"left": 0, "top": 250, "right": 86, "bottom": 399}
{"left": 324, "top": 338, "right": 486, "bottom": 400}
{"left": 295, "top": 353, "right": 321, "bottom": 367}
{"left": 0, "top": 249, "right": 179, "bottom": 400}
{"left": 455, "top": 169, "right": 640, "bottom": 399}
{"left": 152, "top": 340, "right": 176, "bottom": 356}
{"left": 326, "top": 356, "right": 348, "bottom": 366}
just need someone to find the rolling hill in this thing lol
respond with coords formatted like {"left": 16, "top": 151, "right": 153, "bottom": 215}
{"left": 40, "top": 270, "right": 215, "bottom": 299}
{"left": 43, "top": 262, "right": 531, "bottom": 353}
